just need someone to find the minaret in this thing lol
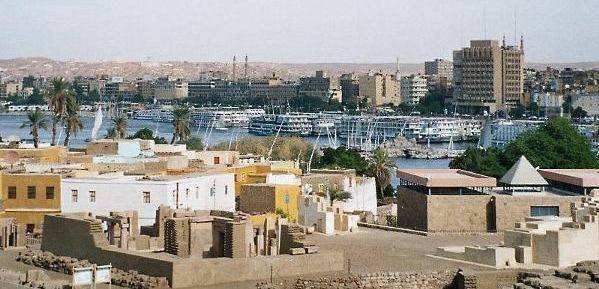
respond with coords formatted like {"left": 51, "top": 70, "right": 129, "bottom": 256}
{"left": 232, "top": 55, "right": 237, "bottom": 80}
{"left": 395, "top": 57, "right": 400, "bottom": 79}
{"left": 244, "top": 55, "right": 248, "bottom": 79}
{"left": 502, "top": 35, "right": 506, "bottom": 48}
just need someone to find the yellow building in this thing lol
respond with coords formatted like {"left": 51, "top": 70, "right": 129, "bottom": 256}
{"left": 0, "top": 172, "right": 62, "bottom": 232}
{"left": 239, "top": 184, "right": 300, "bottom": 223}
{"left": 0, "top": 146, "right": 68, "bottom": 164}
{"left": 226, "top": 161, "right": 302, "bottom": 197}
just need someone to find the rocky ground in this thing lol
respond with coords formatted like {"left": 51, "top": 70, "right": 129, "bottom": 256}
{"left": 256, "top": 271, "right": 455, "bottom": 289}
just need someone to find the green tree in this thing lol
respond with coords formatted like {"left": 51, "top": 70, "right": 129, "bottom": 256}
{"left": 20, "top": 109, "right": 49, "bottom": 148}
{"left": 171, "top": 107, "right": 191, "bottom": 144}
{"left": 110, "top": 115, "right": 128, "bottom": 139}
{"left": 315, "top": 147, "right": 370, "bottom": 175}
{"left": 46, "top": 77, "right": 71, "bottom": 146}
{"left": 88, "top": 89, "right": 101, "bottom": 103}
{"left": 368, "top": 148, "right": 392, "bottom": 199}
{"left": 509, "top": 104, "right": 526, "bottom": 118}
{"left": 62, "top": 99, "right": 84, "bottom": 147}
{"left": 504, "top": 117, "right": 599, "bottom": 169}
{"left": 571, "top": 107, "right": 588, "bottom": 119}
{"left": 185, "top": 136, "right": 204, "bottom": 150}
{"left": 22, "top": 75, "right": 35, "bottom": 88}
{"left": 71, "top": 82, "right": 86, "bottom": 103}
{"left": 328, "top": 187, "right": 352, "bottom": 206}
{"left": 449, "top": 147, "right": 509, "bottom": 178}
{"left": 450, "top": 118, "right": 599, "bottom": 176}
{"left": 28, "top": 88, "right": 45, "bottom": 105}
{"left": 128, "top": 127, "right": 167, "bottom": 144}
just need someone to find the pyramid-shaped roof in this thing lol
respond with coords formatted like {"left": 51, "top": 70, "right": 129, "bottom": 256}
{"left": 500, "top": 156, "right": 549, "bottom": 186}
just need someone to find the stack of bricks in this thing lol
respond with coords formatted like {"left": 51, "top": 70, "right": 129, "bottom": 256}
{"left": 164, "top": 218, "right": 190, "bottom": 257}
{"left": 280, "top": 224, "right": 318, "bottom": 255}
{"left": 89, "top": 219, "right": 109, "bottom": 247}
{"left": 223, "top": 221, "right": 250, "bottom": 258}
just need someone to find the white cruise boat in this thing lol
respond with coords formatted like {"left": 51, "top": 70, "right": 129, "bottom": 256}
{"left": 249, "top": 113, "right": 313, "bottom": 136}
{"left": 192, "top": 107, "right": 266, "bottom": 128}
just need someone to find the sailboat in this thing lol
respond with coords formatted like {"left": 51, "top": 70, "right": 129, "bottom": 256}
{"left": 86, "top": 104, "right": 103, "bottom": 142}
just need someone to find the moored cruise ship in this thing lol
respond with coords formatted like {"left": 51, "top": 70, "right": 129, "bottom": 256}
{"left": 249, "top": 113, "right": 314, "bottom": 136}
{"left": 192, "top": 107, "right": 265, "bottom": 128}
{"left": 338, "top": 116, "right": 481, "bottom": 150}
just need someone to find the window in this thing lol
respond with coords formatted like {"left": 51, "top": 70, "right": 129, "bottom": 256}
{"left": 71, "top": 190, "right": 78, "bottom": 202}
{"left": 186, "top": 188, "right": 189, "bottom": 199}
{"left": 8, "top": 186, "right": 16, "bottom": 199}
{"left": 210, "top": 186, "right": 216, "bottom": 196}
{"left": 89, "top": 191, "right": 96, "bottom": 203}
{"left": 531, "top": 206, "right": 559, "bottom": 217}
{"left": 143, "top": 191, "right": 151, "bottom": 203}
{"left": 225, "top": 185, "right": 228, "bottom": 195}
{"left": 214, "top": 156, "right": 220, "bottom": 165}
{"left": 26, "top": 224, "right": 35, "bottom": 234}
{"left": 27, "top": 186, "right": 36, "bottom": 199}
{"left": 318, "top": 183, "right": 325, "bottom": 193}
{"left": 45, "top": 186, "right": 55, "bottom": 199}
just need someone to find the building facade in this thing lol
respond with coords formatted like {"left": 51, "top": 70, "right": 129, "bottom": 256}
{"left": 339, "top": 73, "right": 360, "bottom": 106}
{"left": 0, "top": 172, "right": 62, "bottom": 233}
{"left": 453, "top": 39, "right": 524, "bottom": 114}
{"left": 400, "top": 75, "right": 428, "bottom": 105}
{"left": 358, "top": 72, "right": 399, "bottom": 107}
{"left": 60, "top": 173, "right": 235, "bottom": 226}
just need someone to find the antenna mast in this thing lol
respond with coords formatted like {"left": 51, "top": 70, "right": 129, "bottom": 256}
{"left": 244, "top": 55, "right": 248, "bottom": 79}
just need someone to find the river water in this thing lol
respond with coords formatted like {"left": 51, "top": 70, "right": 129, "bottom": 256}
{"left": 0, "top": 114, "right": 471, "bottom": 174}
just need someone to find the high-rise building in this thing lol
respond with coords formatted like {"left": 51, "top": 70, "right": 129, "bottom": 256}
{"left": 339, "top": 73, "right": 360, "bottom": 105}
{"left": 358, "top": 72, "right": 399, "bottom": 107}
{"left": 452, "top": 38, "right": 524, "bottom": 114}
{"left": 400, "top": 75, "right": 428, "bottom": 105}
{"left": 298, "top": 71, "right": 332, "bottom": 100}
{"left": 424, "top": 59, "right": 453, "bottom": 80}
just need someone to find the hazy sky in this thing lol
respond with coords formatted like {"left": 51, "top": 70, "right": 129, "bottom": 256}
{"left": 1, "top": 0, "right": 597, "bottom": 63}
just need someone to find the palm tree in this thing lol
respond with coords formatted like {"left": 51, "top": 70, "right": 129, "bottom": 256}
{"left": 63, "top": 98, "right": 84, "bottom": 147}
{"left": 328, "top": 187, "right": 352, "bottom": 206}
{"left": 111, "top": 115, "right": 128, "bottom": 139}
{"left": 20, "top": 109, "right": 49, "bottom": 148}
{"left": 370, "top": 148, "right": 392, "bottom": 199}
{"left": 46, "top": 77, "right": 70, "bottom": 146}
{"left": 171, "top": 107, "right": 191, "bottom": 144}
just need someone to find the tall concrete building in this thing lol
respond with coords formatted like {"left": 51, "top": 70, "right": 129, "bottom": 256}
{"left": 400, "top": 75, "right": 428, "bottom": 105}
{"left": 339, "top": 73, "right": 360, "bottom": 105}
{"left": 425, "top": 59, "right": 453, "bottom": 80}
{"left": 358, "top": 72, "right": 399, "bottom": 107}
{"left": 452, "top": 38, "right": 524, "bottom": 114}
{"left": 298, "top": 70, "right": 332, "bottom": 100}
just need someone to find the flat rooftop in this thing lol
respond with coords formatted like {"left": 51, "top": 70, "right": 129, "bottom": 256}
{"left": 538, "top": 169, "right": 599, "bottom": 187}
{"left": 397, "top": 169, "right": 496, "bottom": 188}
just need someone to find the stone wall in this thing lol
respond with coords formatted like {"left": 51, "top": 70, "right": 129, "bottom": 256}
{"left": 494, "top": 195, "right": 578, "bottom": 231}
{"left": 170, "top": 250, "right": 344, "bottom": 288}
{"left": 427, "top": 194, "right": 493, "bottom": 232}
{"left": 398, "top": 187, "right": 579, "bottom": 233}
{"left": 397, "top": 187, "right": 428, "bottom": 231}
{"left": 41, "top": 213, "right": 343, "bottom": 288}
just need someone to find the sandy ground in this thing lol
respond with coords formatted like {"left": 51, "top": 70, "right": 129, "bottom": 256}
{"left": 0, "top": 228, "right": 503, "bottom": 289}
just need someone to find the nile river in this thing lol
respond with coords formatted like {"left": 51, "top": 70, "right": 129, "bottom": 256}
{"left": 0, "top": 114, "right": 468, "bottom": 176}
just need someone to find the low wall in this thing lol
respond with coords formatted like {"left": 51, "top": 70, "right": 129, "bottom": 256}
{"left": 494, "top": 195, "right": 578, "bottom": 231}
{"left": 398, "top": 187, "right": 579, "bottom": 233}
{"left": 171, "top": 250, "right": 345, "bottom": 288}
{"left": 42, "top": 214, "right": 344, "bottom": 288}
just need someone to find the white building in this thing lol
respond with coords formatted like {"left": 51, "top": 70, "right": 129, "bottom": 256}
{"left": 533, "top": 92, "right": 563, "bottom": 117}
{"left": 301, "top": 169, "right": 377, "bottom": 218}
{"left": 400, "top": 75, "right": 428, "bottom": 105}
{"left": 60, "top": 172, "right": 235, "bottom": 226}
{"left": 571, "top": 93, "right": 599, "bottom": 116}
